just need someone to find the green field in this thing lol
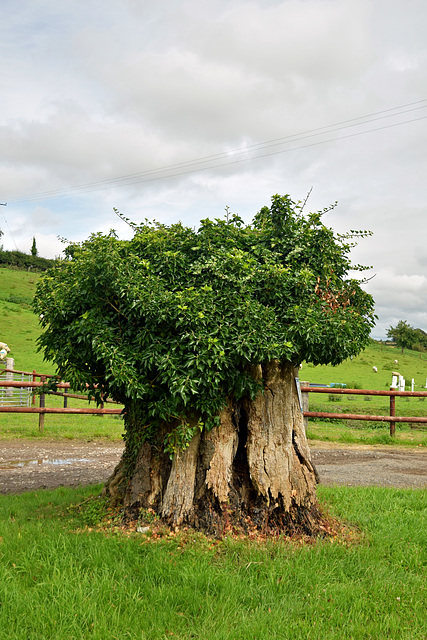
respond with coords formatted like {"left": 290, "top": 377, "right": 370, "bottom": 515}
{"left": 301, "top": 341, "right": 427, "bottom": 447}
{"left": 1, "top": 266, "right": 426, "bottom": 444}
{"left": 302, "top": 339, "right": 427, "bottom": 393}
{"left": 0, "top": 268, "right": 45, "bottom": 372}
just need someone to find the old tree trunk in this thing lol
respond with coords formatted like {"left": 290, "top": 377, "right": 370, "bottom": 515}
{"left": 105, "top": 361, "right": 320, "bottom": 536}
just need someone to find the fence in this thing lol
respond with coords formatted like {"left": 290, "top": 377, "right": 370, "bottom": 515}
{"left": 0, "top": 359, "right": 32, "bottom": 407}
{"left": 300, "top": 384, "right": 427, "bottom": 436}
{"left": 0, "top": 372, "right": 122, "bottom": 432}
{"left": 1, "top": 370, "right": 426, "bottom": 437}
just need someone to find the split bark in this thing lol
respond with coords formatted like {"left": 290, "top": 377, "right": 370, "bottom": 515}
{"left": 105, "top": 360, "right": 320, "bottom": 535}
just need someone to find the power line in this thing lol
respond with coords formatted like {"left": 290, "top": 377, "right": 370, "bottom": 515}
{"left": 0, "top": 205, "right": 20, "bottom": 251}
{"left": 8, "top": 98, "right": 427, "bottom": 204}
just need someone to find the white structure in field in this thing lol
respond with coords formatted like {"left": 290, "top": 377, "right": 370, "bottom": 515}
{"left": 0, "top": 358, "right": 32, "bottom": 407}
{"left": 391, "top": 374, "right": 406, "bottom": 391}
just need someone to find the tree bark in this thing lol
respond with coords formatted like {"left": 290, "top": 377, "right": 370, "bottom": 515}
{"left": 104, "top": 360, "right": 321, "bottom": 536}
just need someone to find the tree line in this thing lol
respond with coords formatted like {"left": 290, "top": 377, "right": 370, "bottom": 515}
{"left": 387, "top": 320, "right": 427, "bottom": 354}
{"left": 0, "top": 229, "right": 54, "bottom": 271}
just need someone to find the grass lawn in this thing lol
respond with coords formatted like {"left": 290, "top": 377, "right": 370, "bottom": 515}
{"left": 0, "top": 268, "right": 426, "bottom": 638}
{"left": 0, "top": 483, "right": 425, "bottom": 639}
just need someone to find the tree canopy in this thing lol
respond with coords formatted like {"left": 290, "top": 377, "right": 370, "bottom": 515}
{"left": 387, "top": 320, "right": 427, "bottom": 354}
{"left": 34, "top": 194, "right": 375, "bottom": 452}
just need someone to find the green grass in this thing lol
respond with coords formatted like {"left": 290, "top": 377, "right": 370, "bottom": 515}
{"left": 306, "top": 395, "right": 427, "bottom": 446}
{"left": 301, "top": 339, "right": 427, "bottom": 393}
{"left": 0, "top": 411, "right": 124, "bottom": 441}
{"left": 301, "top": 339, "right": 427, "bottom": 445}
{"left": 0, "top": 483, "right": 425, "bottom": 639}
{"left": 307, "top": 421, "right": 427, "bottom": 447}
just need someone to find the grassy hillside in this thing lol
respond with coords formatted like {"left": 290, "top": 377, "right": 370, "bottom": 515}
{"left": 302, "top": 339, "right": 427, "bottom": 392}
{"left": 0, "top": 268, "right": 46, "bottom": 372}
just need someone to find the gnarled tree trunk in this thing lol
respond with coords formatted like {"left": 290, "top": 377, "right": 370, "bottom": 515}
{"left": 105, "top": 361, "right": 321, "bottom": 536}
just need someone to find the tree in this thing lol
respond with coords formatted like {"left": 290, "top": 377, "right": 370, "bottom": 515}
{"left": 31, "top": 236, "right": 38, "bottom": 257}
{"left": 387, "top": 320, "right": 416, "bottom": 354}
{"left": 387, "top": 321, "right": 427, "bottom": 354}
{"left": 34, "top": 195, "right": 375, "bottom": 536}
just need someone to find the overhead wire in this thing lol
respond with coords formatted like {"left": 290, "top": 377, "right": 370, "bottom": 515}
{"left": 7, "top": 98, "right": 427, "bottom": 204}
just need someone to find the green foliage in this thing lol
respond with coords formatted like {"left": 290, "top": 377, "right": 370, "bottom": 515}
{"left": 33, "top": 376, "right": 61, "bottom": 395}
{"left": 163, "top": 417, "right": 204, "bottom": 458}
{"left": 31, "top": 237, "right": 38, "bottom": 257}
{"left": 387, "top": 320, "right": 427, "bottom": 354}
{"left": 0, "top": 249, "right": 54, "bottom": 271}
{"left": 34, "top": 194, "right": 376, "bottom": 449}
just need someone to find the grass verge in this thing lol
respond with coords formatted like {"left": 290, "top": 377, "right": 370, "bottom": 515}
{"left": 0, "top": 411, "right": 124, "bottom": 441}
{"left": 307, "top": 420, "right": 427, "bottom": 447}
{"left": 0, "top": 484, "right": 425, "bottom": 639}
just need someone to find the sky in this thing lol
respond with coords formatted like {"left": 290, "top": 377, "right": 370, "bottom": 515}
{"left": 1, "top": 0, "right": 427, "bottom": 339}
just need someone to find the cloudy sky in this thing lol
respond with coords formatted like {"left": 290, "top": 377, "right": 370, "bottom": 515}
{"left": 1, "top": 0, "right": 427, "bottom": 338}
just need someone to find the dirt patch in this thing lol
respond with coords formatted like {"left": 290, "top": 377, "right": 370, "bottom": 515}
{"left": 0, "top": 440, "right": 124, "bottom": 494}
{"left": 0, "top": 440, "right": 425, "bottom": 494}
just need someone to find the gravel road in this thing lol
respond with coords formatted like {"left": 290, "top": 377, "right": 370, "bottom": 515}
{"left": 0, "top": 440, "right": 425, "bottom": 494}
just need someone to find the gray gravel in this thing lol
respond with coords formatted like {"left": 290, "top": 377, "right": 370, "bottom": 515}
{"left": 0, "top": 440, "right": 425, "bottom": 494}
{"left": 311, "top": 444, "right": 426, "bottom": 489}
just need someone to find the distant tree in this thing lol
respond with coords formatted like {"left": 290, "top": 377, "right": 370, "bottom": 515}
{"left": 31, "top": 237, "right": 38, "bottom": 257}
{"left": 34, "top": 194, "right": 376, "bottom": 536}
{"left": 387, "top": 320, "right": 417, "bottom": 354}
{"left": 412, "top": 328, "right": 427, "bottom": 353}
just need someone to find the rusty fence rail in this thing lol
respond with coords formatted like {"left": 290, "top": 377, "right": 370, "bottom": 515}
{"left": 1, "top": 378, "right": 426, "bottom": 437}
{"left": 301, "top": 386, "right": 427, "bottom": 436}
{"left": 0, "top": 379, "right": 122, "bottom": 432}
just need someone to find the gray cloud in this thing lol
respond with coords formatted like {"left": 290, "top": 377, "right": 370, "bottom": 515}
{"left": 1, "top": 0, "right": 427, "bottom": 338}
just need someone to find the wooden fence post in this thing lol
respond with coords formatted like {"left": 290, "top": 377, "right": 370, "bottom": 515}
{"left": 39, "top": 376, "right": 46, "bottom": 432}
{"left": 389, "top": 394, "right": 396, "bottom": 437}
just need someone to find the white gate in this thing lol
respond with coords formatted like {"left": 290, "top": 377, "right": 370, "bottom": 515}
{"left": 0, "top": 359, "right": 32, "bottom": 407}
